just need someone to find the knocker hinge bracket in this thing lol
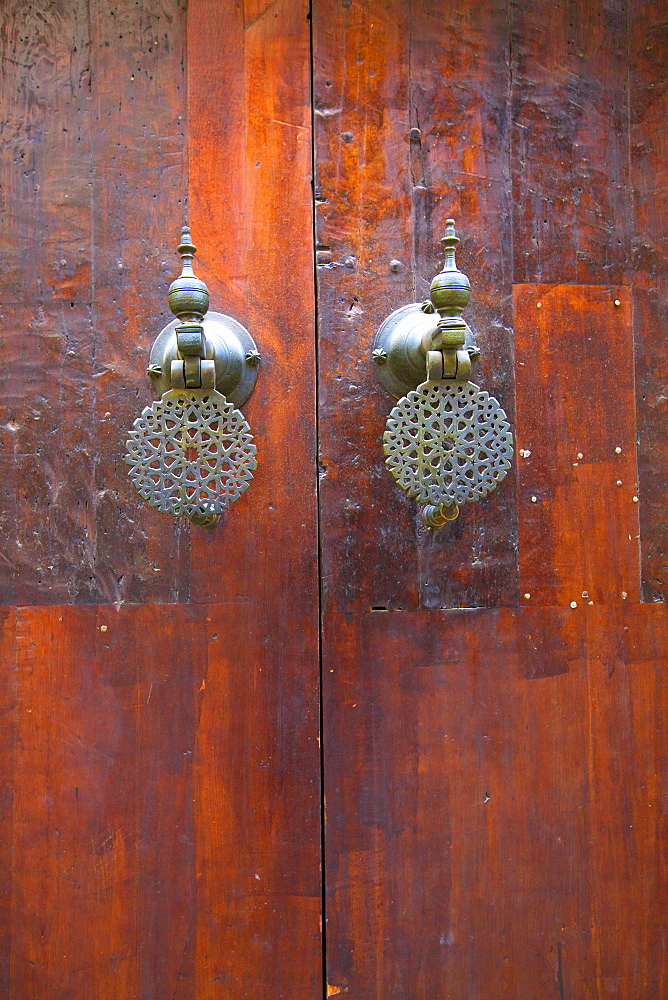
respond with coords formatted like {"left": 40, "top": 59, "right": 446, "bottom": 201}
{"left": 426, "top": 346, "right": 479, "bottom": 382}
{"left": 169, "top": 318, "right": 215, "bottom": 389}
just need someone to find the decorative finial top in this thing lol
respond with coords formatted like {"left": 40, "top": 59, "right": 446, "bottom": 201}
{"left": 429, "top": 218, "right": 470, "bottom": 315}
{"left": 176, "top": 225, "right": 197, "bottom": 265}
{"left": 168, "top": 226, "right": 210, "bottom": 321}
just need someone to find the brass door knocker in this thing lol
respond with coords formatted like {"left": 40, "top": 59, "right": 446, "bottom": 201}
{"left": 125, "top": 228, "right": 259, "bottom": 528}
{"left": 372, "top": 220, "right": 513, "bottom": 527}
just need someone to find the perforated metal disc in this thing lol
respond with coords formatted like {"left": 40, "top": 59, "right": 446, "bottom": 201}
{"left": 383, "top": 380, "right": 513, "bottom": 506}
{"left": 125, "top": 389, "right": 257, "bottom": 518}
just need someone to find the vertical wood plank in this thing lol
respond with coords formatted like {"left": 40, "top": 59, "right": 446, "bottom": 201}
{"left": 0, "top": 0, "right": 191, "bottom": 604}
{"left": 510, "top": 0, "right": 632, "bottom": 285}
{"left": 409, "top": 0, "right": 518, "bottom": 610}
{"left": 11, "top": 607, "right": 140, "bottom": 999}
{"left": 194, "top": 604, "right": 322, "bottom": 998}
{"left": 514, "top": 284, "right": 640, "bottom": 606}
{"left": 89, "top": 0, "right": 191, "bottom": 604}
{"left": 0, "top": 609, "right": 16, "bottom": 1000}
{"left": 313, "top": 0, "right": 518, "bottom": 612}
{"left": 630, "top": 0, "right": 668, "bottom": 601}
{"left": 0, "top": 1, "right": 94, "bottom": 605}
{"left": 313, "top": 0, "right": 417, "bottom": 611}
{"left": 135, "top": 604, "right": 205, "bottom": 999}
{"left": 323, "top": 604, "right": 668, "bottom": 1000}
{"left": 188, "top": 1, "right": 323, "bottom": 996}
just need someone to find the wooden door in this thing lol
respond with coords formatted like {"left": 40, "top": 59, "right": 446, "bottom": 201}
{"left": 1, "top": 2, "right": 666, "bottom": 999}
{"left": 0, "top": 2, "right": 321, "bottom": 996}
{"left": 313, "top": 2, "right": 668, "bottom": 997}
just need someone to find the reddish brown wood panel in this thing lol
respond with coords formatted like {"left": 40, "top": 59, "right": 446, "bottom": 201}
{"left": 408, "top": 1, "right": 518, "bottom": 611}
{"left": 1, "top": 2, "right": 323, "bottom": 997}
{"left": 8, "top": 603, "right": 320, "bottom": 999}
{"left": 630, "top": 0, "right": 668, "bottom": 601}
{"left": 323, "top": 604, "right": 668, "bottom": 1000}
{"left": 187, "top": 4, "right": 323, "bottom": 992}
{"left": 0, "top": 0, "right": 191, "bottom": 604}
{"left": 514, "top": 284, "right": 640, "bottom": 606}
{"left": 313, "top": 0, "right": 518, "bottom": 613}
{"left": 11, "top": 607, "right": 143, "bottom": 998}
{"left": 187, "top": 0, "right": 319, "bottom": 607}
{"left": 0, "top": 609, "right": 16, "bottom": 1000}
{"left": 313, "top": 0, "right": 416, "bottom": 611}
{"left": 510, "top": 0, "right": 631, "bottom": 285}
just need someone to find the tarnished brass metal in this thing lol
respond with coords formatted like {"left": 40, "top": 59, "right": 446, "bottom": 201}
{"left": 125, "top": 389, "right": 257, "bottom": 522}
{"left": 422, "top": 503, "right": 460, "bottom": 527}
{"left": 373, "top": 220, "right": 514, "bottom": 525}
{"left": 125, "top": 228, "right": 259, "bottom": 527}
{"left": 372, "top": 221, "right": 480, "bottom": 398}
{"left": 383, "top": 381, "right": 513, "bottom": 505}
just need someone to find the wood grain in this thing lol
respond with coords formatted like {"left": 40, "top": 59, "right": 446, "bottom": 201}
{"left": 313, "top": 0, "right": 416, "bottom": 611}
{"left": 514, "top": 284, "right": 640, "bottom": 606}
{"left": 188, "top": 2, "right": 323, "bottom": 996}
{"left": 630, "top": 0, "right": 668, "bottom": 601}
{"left": 11, "top": 606, "right": 140, "bottom": 998}
{"left": 0, "top": 609, "right": 16, "bottom": 1000}
{"left": 408, "top": 0, "right": 518, "bottom": 610}
{"left": 313, "top": 0, "right": 518, "bottom": 612}
{"left": 323, "top": 604, "right": 668, "bottom": 1000}
{"left": 0, "top": 0, "right": 191, "bottom": 604}
{"left": 510, "top": 0, "right": 632, "bottom": 285}
{"left": 8, "top": 602, "right": 320, "bottom": 999}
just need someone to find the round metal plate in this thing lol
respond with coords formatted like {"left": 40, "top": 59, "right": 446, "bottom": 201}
{"left": 373, "top": 303, "right": 477, "bottom": 398}
{"left": 383, "top": 380, "right": 513, "bottom": 506}
{"left": 149, "top": 311, "right": 258, "bottom": 407}
{"left": 125, "top": 388, "right": 257, "bottom": 519}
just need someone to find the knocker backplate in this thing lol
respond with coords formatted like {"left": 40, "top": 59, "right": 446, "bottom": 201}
{"left": 125, "top": 388, "right": 257, "bottom": 518}
{"left": 383, "top": 380, "right": 513, "bottom": 506}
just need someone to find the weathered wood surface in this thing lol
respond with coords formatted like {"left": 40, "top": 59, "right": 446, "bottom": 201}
{"left": 187, "top": 6, "right": 324, "bottom": 991}
{"left": 0, "top": 609, "right": 16, "bottom": 1000}
{"left": 323, "top": 604, "right": 668, "bottom": 1000}
{"left": 0, "top": 0, "right": 666, "bottom": 998}
{"left": 315, "top": 5, "right": 667, "bottom": 998}
{"left": 515, "top": 284, "right": 640, "bottom": 606}
{"left": 0, "top": 1, "right": 322, "bottom": 998}
{"left": 0, "top": 0, "right": 190, "bottom": 604}
{"left": 8, "top": 604, "right": 321, "bottom": 999}
{"left": 630, "top": 0, "right": 668, "bottom": 602}
{"left": 187, "top": 0, "right": 319, "bottom": 607}
{"left": 509, "top": 0, "right": 631, "bottom": 285}
{"left": 313, "top": 0, "right": 518, "bottom": 613}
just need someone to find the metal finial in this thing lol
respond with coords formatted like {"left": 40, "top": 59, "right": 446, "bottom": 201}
{"left": 439, "top": 218, "right": 460, "bottom": 271}
{"left": 429, "top": 217, "right": 470, "bottom": 317}
{"left": 168, "top": 226, "right": 209, "bottom": 321}
{"left": 177, "top": 226, "right": 197, "bottom": 268}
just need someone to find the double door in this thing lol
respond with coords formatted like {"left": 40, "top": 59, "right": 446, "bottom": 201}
{"left": 0, "top": 0, "right": 666, "bottom": 997}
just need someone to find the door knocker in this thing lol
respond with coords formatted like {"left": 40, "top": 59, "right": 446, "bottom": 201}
{"left": 125, "top": 228, "right": 259, "bottom": 528}
{"left": 372, "top": 220, "right": 513, "bottom": 527}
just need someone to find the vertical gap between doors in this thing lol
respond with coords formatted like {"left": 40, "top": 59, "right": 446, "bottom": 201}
{"left": 308, "top": 2, "right": 328, "bottom": 997}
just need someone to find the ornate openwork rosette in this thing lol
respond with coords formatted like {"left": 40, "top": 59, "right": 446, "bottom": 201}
{"left": 383, "top": 380, "right": 513, "bottom": 506}
{"left": 125, "top": 389, "right": 257, "bottom": 519}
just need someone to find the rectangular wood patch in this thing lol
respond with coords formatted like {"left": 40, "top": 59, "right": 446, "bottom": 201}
{"left": 323, "top": 604, "right": 668, "bottom": 1000}
{"left": 9, "top": 603, "right": 322, "bottom": 1000}
{"left": 514, "top": 284, "right": 639, "bottom": 606}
